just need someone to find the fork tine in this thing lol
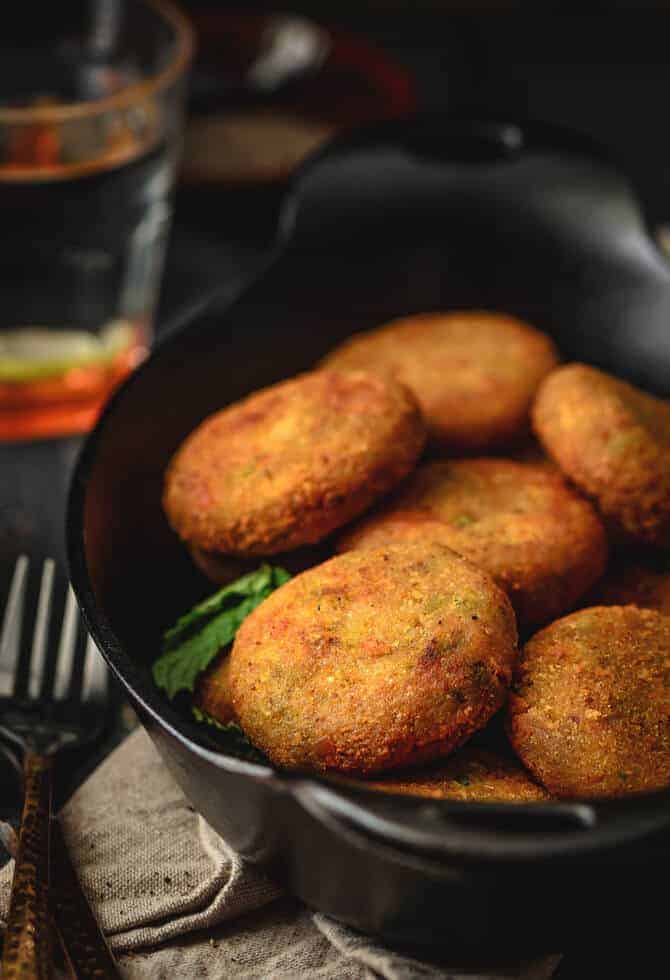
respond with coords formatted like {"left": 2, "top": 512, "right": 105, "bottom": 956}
{"left": 0, "top": 556, "right": 29, "bottom": 698}
{"left": 27, "top": 560, "right": 56, "bottom": 700}
{"left": 81, "top": 635, "right": 109, "bottom": 704}
{"left": 52, "top": 586, "right": 79, "bottom": 702}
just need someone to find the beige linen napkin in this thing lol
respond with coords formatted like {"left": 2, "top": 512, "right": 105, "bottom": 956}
{"left": 0, "top": 730, "right": 561, "bottom": 979}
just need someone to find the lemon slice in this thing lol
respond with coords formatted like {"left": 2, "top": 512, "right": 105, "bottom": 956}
{"left": 0, "top": 321, "right": 134, "bottom": 382}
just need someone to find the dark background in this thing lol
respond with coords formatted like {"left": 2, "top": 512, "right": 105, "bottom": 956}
{"left": 163, "top": 1, "right": 670, "bottom": 320}
{"left": 179, "top": 1, "right": 670, "bottom": 216}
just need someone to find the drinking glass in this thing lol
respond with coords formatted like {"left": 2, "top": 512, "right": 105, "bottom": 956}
{"left": 0, "top": 1, "right": 193, "bottom": 440}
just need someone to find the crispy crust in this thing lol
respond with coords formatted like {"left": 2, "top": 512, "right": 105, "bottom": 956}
{"left": 189, "top": 547, "right": 253, "bottom": 587}
{"left": 320, "top": 311, "right": 559, "bottom": 452}
{"left": 338, "top": 459, "right": 607, "bottom": 631}
{"left": 585, "top": 559, "right": 670, "bottom": 616}
{"left": 507, "top": 606, "right": 670, "bottom": 799}
{"left": 229, "top": 542, "right": 518, "bottom": 775}
{"left": 189, "top": 543, "right": 327, "bottom": 587}
{"left": 195, "top": 655, "right": 236, "bottom": 725}
{"left": 366, "top": 747, "right": 550, "bottom": 802}
{"left": 532, "top": 363, "right": 670, "bottom": 546}
{"left": 163, "top": 370, "right": 427, "bottom": 557}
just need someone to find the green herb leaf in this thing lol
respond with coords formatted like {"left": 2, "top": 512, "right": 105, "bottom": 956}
{"left": 153, "top": 563, "right": 290, "bottom": 699}
{"left": 192, "top": 707, "right": 268, "bottom": 763}
{"left": 192, "top": 705, "right": 228, "bottom": 730}
{"left": 452, "top": 514, "right": 475, "bottom": 528}
{"left": 163, "top": 564, "right": 290, "bottom": 650}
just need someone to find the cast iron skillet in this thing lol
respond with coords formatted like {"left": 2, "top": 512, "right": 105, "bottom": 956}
{"left": 68, "top": 117, "right": 670, "bottom": 952}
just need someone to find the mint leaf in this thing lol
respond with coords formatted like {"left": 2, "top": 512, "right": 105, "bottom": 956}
{"left": 163, "top": 564, "right": 290, "bottom": 650}
{"left": 192, "top": 708, "right": 268, "bottom": 763}
{"left": 192, "top": 705, "right": 228, "bottom": 730}
{"left": 153, "top": 563, "right": 290, "bottom": 700}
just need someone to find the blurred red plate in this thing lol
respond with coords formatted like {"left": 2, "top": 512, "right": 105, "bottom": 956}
{"left": 181, "top": 11, "right": 416, "bottom": 186}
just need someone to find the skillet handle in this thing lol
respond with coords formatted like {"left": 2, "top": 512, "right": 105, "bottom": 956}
{"left": 1, "top": 751, "right": 53, "bottom": 980}
{"left": 294, "top": 774, "right": 670, "bottom": 867}
{"left": 291, "top": 778, "right": 606, "bottom": 866}
{"left": 279, "top": 115, "right": 632, "bottom": 251}
{"left": 278, "top": 112, "right": 670, "bottom": 391}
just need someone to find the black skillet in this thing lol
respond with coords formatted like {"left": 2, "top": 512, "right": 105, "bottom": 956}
{"left": 67, "top": 117, "right": 670, "bottom": 953}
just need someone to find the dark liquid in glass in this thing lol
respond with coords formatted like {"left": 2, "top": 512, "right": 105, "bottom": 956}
{"left": 0, "top": 51, "right": 176, "bottom": 439}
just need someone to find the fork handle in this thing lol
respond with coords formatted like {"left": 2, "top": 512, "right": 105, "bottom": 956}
{"left": 51, "top": 817, "right": 121, "bottom": 978}
{"left": 1, "top": 751, "right": 53, "bottom": 980}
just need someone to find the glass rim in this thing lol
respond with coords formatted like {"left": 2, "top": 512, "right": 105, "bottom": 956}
{"left": 0, "top": 0, "right": 194, "bottom": 125}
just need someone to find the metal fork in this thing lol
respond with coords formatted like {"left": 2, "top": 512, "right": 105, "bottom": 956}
{"left": 0, "top": 556, "right": 118, "bottom": 979}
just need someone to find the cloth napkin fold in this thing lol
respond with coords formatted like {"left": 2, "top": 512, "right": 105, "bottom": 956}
{"left": 0, "top": 729, "right": 560, "bottom": 979}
